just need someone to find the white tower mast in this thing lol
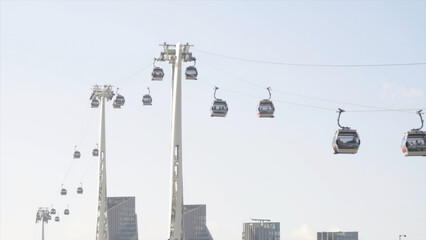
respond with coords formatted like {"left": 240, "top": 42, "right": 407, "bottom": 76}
{"left": 35, "top": 208, "right": 50, "bottom": 240}
{"left": 156, "top": 42, "right": 195, "bottom": 240}
{"left": 91, "top": 85, "right": 115, "bottom": 240}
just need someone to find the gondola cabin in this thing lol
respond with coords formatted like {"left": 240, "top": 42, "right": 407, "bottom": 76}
{"left": 113, "top": 95, "right": 125, "bottom": 108}
{"left": 55, "top": 216, "right": 60, "bottom": 222}
{"left": 60, "top": 188, "right": 67, "bottom": 196}
{"left": 92, "top": 148, "right": 99, "bottom": 157}
{"left": 332, "top": 129, "right": 360, "bottom": 154}
{"left": 64, "top": 209, "right": 69, "bottom": 215}
{"left": 185, "top": 66, "right": 198, "bottom": 80}
{"left": 211, "top": 100, "right": 228, "bottom": 117}
{"left": 73, "top": 150, "right": 81, "bottom": 159}
{"left": 77, "top": 187, "right": 83, "bottom": 194}
{"left": 257, "top": 100, "right": 275, "bottom": 118}
{"left": 142, "top": 94, "right": 152, "bottom": 106}
{"left": 401, "top": 130, "right": 426, "bottom": 156}
{"left": 91, "top": 99, "right": 99, "bottom": 108}
{"left": 152, "top": 67, "right": 164, "bottom": 81}
{"left": 50, "top": 208, "right": 56, "bottom": 215}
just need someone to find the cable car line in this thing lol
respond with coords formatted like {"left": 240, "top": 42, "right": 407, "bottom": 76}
{"left": 199, "top": 78, "right": 337, "bottom": 111}
{"left": 110, "top": 62, "right": 152, "bottom": 85}
{"left": 200, "top": 78, "right": 423, "bottom": 113}
{"left": 77, "top": 106, "right": 91, "bottom": 143}
{"left": 61, "top": 160, "right": 74, "bottom": 187}
{"left": 194, "top": 48, "right": 426, "bottom": 67}
{"left": 198, "top": 59, "right": 422, "bottom": 114}
{"left": 104, "top": 58, "right": 422, "bottom": 114}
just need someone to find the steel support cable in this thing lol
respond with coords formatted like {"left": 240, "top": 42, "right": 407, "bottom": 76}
{"left": 61, "top": 159, "right": 74, "bottom": 186}
{"left": 199, "top": 78, "right": 336, "bottom": 111}
{"left": 198, "top": 59, "right": 422, "bottom": 114}
{"left": 77, "top": 106, "right": 91, "bottom": 143}
{"left": 80, "top": 153, "right": 92, "bottom": 183}
{"left": 194, "top": 48, "right": 426, "bottom": 67}
{"left": 110, "top": 61, "right": 153, "bottom": 85}
{"left": 348, "top": 108, "right": 425, "bottom": 113}
{"left": 81, "top": 110, "right": 95, "bottom": 143}
{"left": 199, "top": 78, "right": 424, "bottom": 113}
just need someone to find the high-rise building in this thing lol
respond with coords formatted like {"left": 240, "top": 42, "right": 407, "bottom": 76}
{"left": 317, "top": 232, "right": 358, "bottom": 240}
{"left": 107, "top": 196, "right": 139, "bottom": 240}
{"left": 242, "top": 220, "right": 280, "bottom": 240}
{"left": 184, "top": 204, "right": 214, "bottom": 240}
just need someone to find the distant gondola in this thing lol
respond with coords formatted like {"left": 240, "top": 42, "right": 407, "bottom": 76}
{"left": 142, "top": 88, "right": 153, "bottom": 106}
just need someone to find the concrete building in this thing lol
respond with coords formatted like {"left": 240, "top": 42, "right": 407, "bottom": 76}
{"left": 184, "top": 204, "right": 213, "bottom": 240}
{"left": 242, "top": 220, "right": 280, "bottom": 240}
{"left": 317, "top": 232, "right": 358, "bottom": 240}
{"left": 107, "top": 196, "right": 138, "bottom": 240}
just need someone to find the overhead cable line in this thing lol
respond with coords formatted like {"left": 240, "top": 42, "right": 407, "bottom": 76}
{"left": 194, "top": 48, "right": 426, "bottom": 67}
{"left": 110, "top": 62, "right": 153, "bottom": 85}
{"left": 198, "top": 59, "right": 422, "bottom": 114}
{"left": 199, "top": 78, "right": 423, "bottom": 113}
{"left": 200, "top": 78, "right": 343, "bottom": 111}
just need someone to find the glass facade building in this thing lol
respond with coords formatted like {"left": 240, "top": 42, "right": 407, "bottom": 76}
{"left": 107, "top": 196, "right": 139, "bottom": 240}
{"left": 242, "top": 221, "right": 280, "bottom": 240}
{"left": 184, "top": 204, "right": 214, "bottom": 240}
{"left": 317, "top": 232, "right": 358, "bottom": 240}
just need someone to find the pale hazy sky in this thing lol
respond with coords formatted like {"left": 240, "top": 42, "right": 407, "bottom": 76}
{"left": 1, "top": 1, "right": 425, "bottom": 240}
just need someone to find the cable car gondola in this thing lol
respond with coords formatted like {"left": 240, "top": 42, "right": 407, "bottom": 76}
{"left": 91, "top": 99, "right": 99, "bottom": 108}
{"left": 77, "top": 183, "right": 83, "bottom": 194}
{"left": 185, "top": 57, "right": 198, "bottom": 80}
{"left": 332, "top": 109, "right": 360, "bottom": 154}
{"left": 60, "top": 187, "right": 67, "bottom": 196}
{"left": 55, "top": 216, "right": 60, "bottom": 222}
{"left": 185, "top": 66, "right": 198, "bottom": 80}
{"left": 113, "top": 88, "right": 125, "bottom": 108}
{"left": 64, "top": 208, "right": 69, "bottom": 215}
{"left": 211, "top": 87, "right": 228, "bottom": 117}
{"left": 50, "top": 208, "right": 56, "bottom": 215}
{"left": 401, "top": 110, "right": 426, "bottom": 157}
{"left": 152, "top": 59, "right": 164, "bottom": 81}
{"left": 92, "top": 144, "right": 99, "bottom": 157}
{"left": 152, "top": 67, "right": 164, "bottom": 81}
{"left": 47, "top": 215, "right": 52, "bottom": 220}
{"left": 142, "top": 88, "right": 153, "bottom": 106}
{"left": 73, "top": 145, "right": 81, "bottom": 159}
{"left": 257, "top": 87, "right": 275, "bottom": 118}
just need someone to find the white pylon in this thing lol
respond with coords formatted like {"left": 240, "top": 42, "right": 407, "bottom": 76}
{"left": 35, "top": 207, "right": 50, "bottom": 240}
{"left": 155, "top": 42, "right": 196, "bottom": 240}
{"left": 91, "top": 85, "right": 115, "bottom": 240}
